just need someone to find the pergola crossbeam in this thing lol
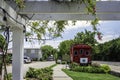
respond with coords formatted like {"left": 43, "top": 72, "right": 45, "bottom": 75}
{"left": 6, "top": 1, "right": 120, "bottom": 20}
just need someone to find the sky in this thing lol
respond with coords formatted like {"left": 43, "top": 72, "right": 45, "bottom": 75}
{"left": 22, "top": 21, "right": 120, "bottom": 48}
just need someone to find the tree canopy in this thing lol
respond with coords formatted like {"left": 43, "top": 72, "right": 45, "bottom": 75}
{"left": 40, "top": 45, "right": 55, "bottom": 60}
{"left": 93, "top": 38, "right": 120, "bottom": 61}
{"left": 74, "top": 29, "right": 97, "bottom": 46}
{"left": 58, "top": 40, "right": 74, "bottom": 56}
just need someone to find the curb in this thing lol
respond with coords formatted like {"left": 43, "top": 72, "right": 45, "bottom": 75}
{"left": 110, "top": 71, "right": 120, "bottom": 77}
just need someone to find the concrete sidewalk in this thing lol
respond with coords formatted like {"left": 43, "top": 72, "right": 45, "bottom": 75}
{"left": 52, "top": 64, "right": 73, "bottom": 80}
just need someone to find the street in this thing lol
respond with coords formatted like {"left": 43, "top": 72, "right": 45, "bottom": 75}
{"left": 7, "top": 61, "right": 55, "bottom": 77}
{"left": 92, "top": 61, "right": 120, "bottom": 66}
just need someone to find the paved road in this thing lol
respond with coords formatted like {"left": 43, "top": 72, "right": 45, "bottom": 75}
{"left": 93, "top": 61, "right": 120, "bottom": 66}
{"left": 7, "top": 61, "right": 55, "bottom": 76}
{"left": 93, "top": 61, "right": 120, "bottom": 73}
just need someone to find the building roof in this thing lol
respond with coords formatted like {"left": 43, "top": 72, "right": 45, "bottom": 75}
{"left": 72, "top": 44, "right": 91, "bottom": 49}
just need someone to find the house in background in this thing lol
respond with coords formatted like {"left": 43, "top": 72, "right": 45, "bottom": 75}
{"left": 2, "top": 48, "right": 42, "bottom": 60}
{"left": 24, "top": 48, "right": 42, "bottom": 61}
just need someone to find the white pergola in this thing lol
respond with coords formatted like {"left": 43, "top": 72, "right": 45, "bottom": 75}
{"left": 0, "top": 0, "right": 120, "bottom": 80}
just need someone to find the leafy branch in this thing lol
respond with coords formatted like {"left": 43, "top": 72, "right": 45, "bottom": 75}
{"left": 26, "top": 21, "right": 69, "bottom": 41}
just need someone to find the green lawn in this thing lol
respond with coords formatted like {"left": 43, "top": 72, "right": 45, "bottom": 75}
{"left": 63, "top": 69, "right": 120, "bottom": 80}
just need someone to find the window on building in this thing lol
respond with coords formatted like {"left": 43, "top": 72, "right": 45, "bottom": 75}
{"left": 86, "top": 51, "right": 90, "bottom": 55}
{"left": 74, "top": 50, "right": 78, "bottom": 56}
{"left": 31, "top": 49, "right": 35, "bottom": 53}
{"left": 24, "top": 50, "right": 26, "bottom": 53}
{"left": 80, "top": 49, "right": 83, "bottom": 54}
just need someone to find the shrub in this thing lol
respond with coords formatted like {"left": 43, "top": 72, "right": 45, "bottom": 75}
{"left": 39, "top": 58, "right": 43, "bottom": 61}
{"left": 4, "top": 73, "right": 12, "bottom": 80}
{"left": 70, "top": 63, "right": 111, "bottom": 74}
{"left": 61, "top": 61, "right": 66, "bottom": 64}
{"left": 56, "top": 61, "right": 61, "bottom": 64}
{"left": 26, "top": 67, "right": 53, "bottom": 80}
{"left": 32, "top": 58, "right": 38, "bottom": 61}
{"left": 26, "top": 67, "right": 38, "bottom": 78}
{"left": 74, "top": 66, "right": 85, "bottom": 72}
{"left": 101, "top": 64, "right": 111, "bottom": 73}
{"left": 69, "top": 62, "right": 79, "bottom": 69}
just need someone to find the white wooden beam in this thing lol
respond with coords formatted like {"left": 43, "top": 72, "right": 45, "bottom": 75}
{"left": 17, "top": 1, "right": 120, "bottom": 20}
{"left": 25, "top": 13, "right": 120, "bottom": 20}
{"left": 18, "top": 1, "right": 120, "bottom": 14}
{"left": 0, "top": 0, "right": 26, "bottom": 29}
{"left": 5, "top": 1, "right": 120, "bottom": 20}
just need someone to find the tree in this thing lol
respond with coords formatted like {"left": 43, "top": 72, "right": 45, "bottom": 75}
{"left": 74, "top": 29, "right": 97, "bottom": 46}
{"left": 94, "top": 38, "right": 120, "bottom": 61}
{"left": 58, "top": 40, "right": 74, "bottom": 58}
{"left": 40, "top": 45, "right": 54, "bottom": 60}
{"left": 52, "top": 48, "right": 58, "bottom": 62}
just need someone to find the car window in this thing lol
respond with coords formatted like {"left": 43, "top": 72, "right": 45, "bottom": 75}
{"left": 24, "top": 57, "right": 27, "bottom": 59}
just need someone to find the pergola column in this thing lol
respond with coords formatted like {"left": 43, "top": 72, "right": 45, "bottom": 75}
{"left": 12, "top": 27, "right": 24, "bottom": 80}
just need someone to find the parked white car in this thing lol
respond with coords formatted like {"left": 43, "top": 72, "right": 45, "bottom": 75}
{"left": 24, "top": 56, "right": 32, "bottom": 63}
{"left": 10, "top": 56, "right": 32, "bottom": 63}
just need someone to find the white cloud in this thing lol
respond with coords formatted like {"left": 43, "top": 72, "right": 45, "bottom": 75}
{"left": 65, "top": 21, "right": 91, "bottom": 30}
{"left": 97, "top": 34, "right": 119, "bottom": 43}
{"left": 24, "top": 39, "right": 64, "bottom": 48}
{"left": 43, "top": 40, "right": 63, "bottom": 48}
